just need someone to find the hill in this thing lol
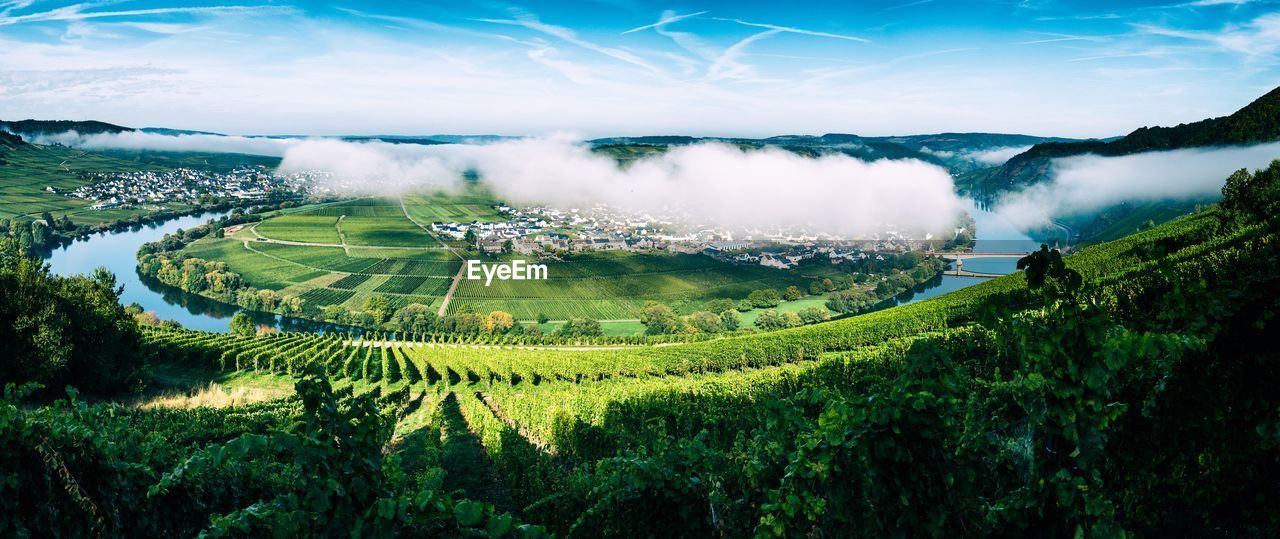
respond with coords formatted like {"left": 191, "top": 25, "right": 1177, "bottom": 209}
{"left": 5, "top": 159, "right": 1280, "bottom": 535}
{"left": 960, "top": 85, "right": 1280, "bottom": 202}
{"left": 591, "top": 132, "right": 1075, "bottom": 172}
{"left": 0, "top": 119, "right": 132, "bottom": 137}
{"left": 0, "top": 131, "right": 26, "bottom": 148}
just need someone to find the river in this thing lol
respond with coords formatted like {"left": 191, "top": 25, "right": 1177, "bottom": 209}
{"left": 40, "top": 201, "right": 1034, "bottom": 332}
{"left": 42, "top": 211, "right": 331, "bottom": 333}
{"left": 888, "top": 203, "right": 1036, "bottom": 308}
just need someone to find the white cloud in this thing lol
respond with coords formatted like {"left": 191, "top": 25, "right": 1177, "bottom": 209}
{"left": 266, "top": 135, "right": 966, "bottom": 238}
{"left": 33, "top": 130, "right": 298, "bottom": 155}
{"left": 967, "top": 145, "right": 1033, "bottom": 165}
{"left": 1135, "top": 12, "right": 1280, "bottom": 58}
{"left": 994, "top": 142, "right": 1280, "bottom": 227}
{"left": 42, "top": 130, "right": 965, "bottom": 237}
{"left": 622, "top": 10, "right": 707, "bottom": 34}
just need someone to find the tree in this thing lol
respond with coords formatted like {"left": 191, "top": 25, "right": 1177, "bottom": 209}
{"left": 229, "top": 313, "right": 255, "bottom": 336}
{"left": 322, "top": 304, "right": 347, "bottom": 323}
{"left": 556, "top": 318, "right": 603, "bottom": 337}
{"left": 706, "top": 298, "right": 736, "bottom": 314}
{"left": 688, "top": 311, "right": 722, "bottom": 333}
{"left": 0, "top": 240, "right": 144, "bottom": 393}
{"left": 754, "top": 310, "right": 786, "bottom": 330}
{"left": 748, "top": 289, "right": 782, "bottom": 308}
{"left": 29, "top": 221, "right": 48, "bottom": 247}
{"left": 502, "top": 239, "right": 514, "bottom": 254}
{"left": 362, "top": 294, "right": 394, "bottom": 324}
{"left": 826, "top": 288, "right": 876, "bottom": 314}
{"left": 391, "top": 303, "right": 436, "bottom": 334}
{"left": 1222, "top": 159, "right": 1280, "bottom": 222}
{"left": 737, "top": 299, "right": 754, "bottom": 312}
{"left": 719, "top": 310, "right": 740, "bottom": 331}
{"left": 1017, "top": 244, "right": 1081, "bottom": 296}
{"left": 536, "top": 312, "right": 549, "bottom": 324}
{"left": 797, "top": 306, "right": 831, "bottom": 325}
{"left": 783, "top": 286, "right": 804, "bottom": 301}
{"left": 463, "top": 228, "right": 478, "bottom": 246}
{"left": 484, "top": 311, "right": 515, "bottom": 334}
{"left": 640, "top": 301, "right": 679, "bottom": 335}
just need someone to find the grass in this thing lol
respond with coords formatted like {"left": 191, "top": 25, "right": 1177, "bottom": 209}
{"left": 402, "top": 184, "right": 505, "bottom": 224}
{"left": 179, "top": 197, "right": 838, "bottom": 323}
{"left": 0, "top": 142, "right": 177, "bottom": 224}
{"left": 449, "top": 252, "right": 812, "bottom": 320}
{"left": 134, "top": 363, "right": 296, "bottom": 408}
{"left": 135, "top": 382, "right": 289, "bottom": 409}
{"left": 254, "top": 214, "right": 341, "bottom": 243}
{"left": 738, "top": 294, "right": 832, "bottom": 327}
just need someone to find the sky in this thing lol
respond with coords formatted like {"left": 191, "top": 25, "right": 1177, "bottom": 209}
{"left": 1, "top": 0, "right": 1278, "bottom": 138}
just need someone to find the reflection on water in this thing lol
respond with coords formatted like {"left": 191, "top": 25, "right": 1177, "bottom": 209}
{"left": 43, "top": 210, "right": 350, "bottom": 334}
{"left": 39, "top": 199, "right": 1033, "bottom": 334}
{"left": 880, "top": 273, "right": 991, "bottom": 311}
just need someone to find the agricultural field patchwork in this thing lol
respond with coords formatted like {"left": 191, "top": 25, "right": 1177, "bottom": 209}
{"left": 253, "top": 214, "right": 340, "bottom": 243}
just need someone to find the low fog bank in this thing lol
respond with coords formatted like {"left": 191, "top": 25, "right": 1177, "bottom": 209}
{"left": 994, "top": 142, "right": 1280, "bottom": 229}
{"left": 34, "top": 130, "right": 297, "bottom": 156}
{"left": 377, "top": 135, "right": 966, "bottom": 238}
{"left": 41, "top": 129, "right": 968, "bottom": 239}
{"left": 968, "top": 146, "right": 1033, "bottom": 165}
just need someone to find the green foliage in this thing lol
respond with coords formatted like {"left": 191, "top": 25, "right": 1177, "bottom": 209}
{"left": 0, "top": 239, "right": 143, "bottom": 392}
{"left": 1221, "top": 159, "right": 1280, "bottom": 224}
{"left": 639, "top": 301, "right": 679, "bottom": 335}
{"left": 229, "top": 313, "right": 255, "bottom": 337}
{"left": 148, "top": 369, "right": 545, "bottom": 536}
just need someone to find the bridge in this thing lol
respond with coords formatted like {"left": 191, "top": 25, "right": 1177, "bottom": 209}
{"left": 925, "top": 250, "right": 1029, "bottom": 278}
{"left": 927, "top": 251, "right": 1029, "bottom": 260}
{"left": 944, "top": 267, "right": 1009, "bottom": 278}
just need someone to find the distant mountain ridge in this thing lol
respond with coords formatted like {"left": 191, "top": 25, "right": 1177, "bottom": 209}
{"left": 0, "top": 119, "right": 133, "bottom": 137}
{"left": 960, "top": 85, "right": 1280, "bottom": 202}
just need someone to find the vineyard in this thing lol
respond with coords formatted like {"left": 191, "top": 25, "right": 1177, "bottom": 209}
{"left": 171, "top": 195, "right": 845, "bottom": 325}
{"left": 7, "top": 195, "right": 1280, "bottom": 535}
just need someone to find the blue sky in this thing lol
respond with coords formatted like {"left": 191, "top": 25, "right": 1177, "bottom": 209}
{"left": 1, "top": 0, "right": 1277, "bottom": 137}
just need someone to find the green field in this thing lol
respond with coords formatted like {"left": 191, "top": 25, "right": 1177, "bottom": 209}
{"left": 448, "top": 251, "right": 812, "bottom": 321}
{"left": 253, "top": 214, "right": 341, "bottom": 243}
{"left": 401, "top": 184, "right": 505, "bottom": 223}
{"left": 0, "top": 142, "right": 188, "bottom": 224}
{"left": 179, "top": 195, "right": 834, "bottom": 326}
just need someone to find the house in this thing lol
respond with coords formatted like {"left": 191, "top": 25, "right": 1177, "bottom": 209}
{"left": 760, "top": 254, "right": 792, "bottom": 270}
{"left": 478, "top": 239, "right": 506, "bottom": 254}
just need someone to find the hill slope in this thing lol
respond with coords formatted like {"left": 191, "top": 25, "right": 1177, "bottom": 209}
{"left": 0, "top": 119, "right": 133, "bottom": 138}
{"left": 959, "top": 85, "right": 1280, "bottom": 202}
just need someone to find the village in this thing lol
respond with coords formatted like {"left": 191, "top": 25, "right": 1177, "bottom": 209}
{"left": 66, "top": 166, "right": 315, "bottom": 210}
{"left": 431, "top": 202, "right": 958, "bottom": 270}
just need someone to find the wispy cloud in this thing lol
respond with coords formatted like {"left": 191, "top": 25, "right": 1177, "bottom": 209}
{"left": 1185, "top": 0, "right": 1257, "bottom": 6}
{"left": 707, "top": 29, "right": 782, "bottom": 81}
{"left": 714, "top": 17, "right": 869, "bottom": 43}
{"left": 1134, "top": 12, "right": 1280, "bottom": 58}
{"left": 1015, "top": 31, "right": 1111, "bottom": 45}
{"left": 622, "top": 10, "right": 706, "bottom": 34}
{"left": 476, "top": 13, "right": 662, "bottom": 73}
{"left": 881, "top": 0, "right": 937, "bottom": 12}
{"left": 0, "top": 4, "right": 293, "bottom": 27}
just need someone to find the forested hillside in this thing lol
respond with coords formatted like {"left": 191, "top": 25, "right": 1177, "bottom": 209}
{"left": 0, "top": 119, "right": 132, "bottom": 137}
{"left": 1, "top": 160, "right": 1278, "bottom": 536}
{"left": 959, "top": 85, "right": 1280, "bottom": 202}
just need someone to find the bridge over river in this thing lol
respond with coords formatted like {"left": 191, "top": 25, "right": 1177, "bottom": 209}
{"left": 927, "top": 250, "right": 1031, "bottom": 278}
